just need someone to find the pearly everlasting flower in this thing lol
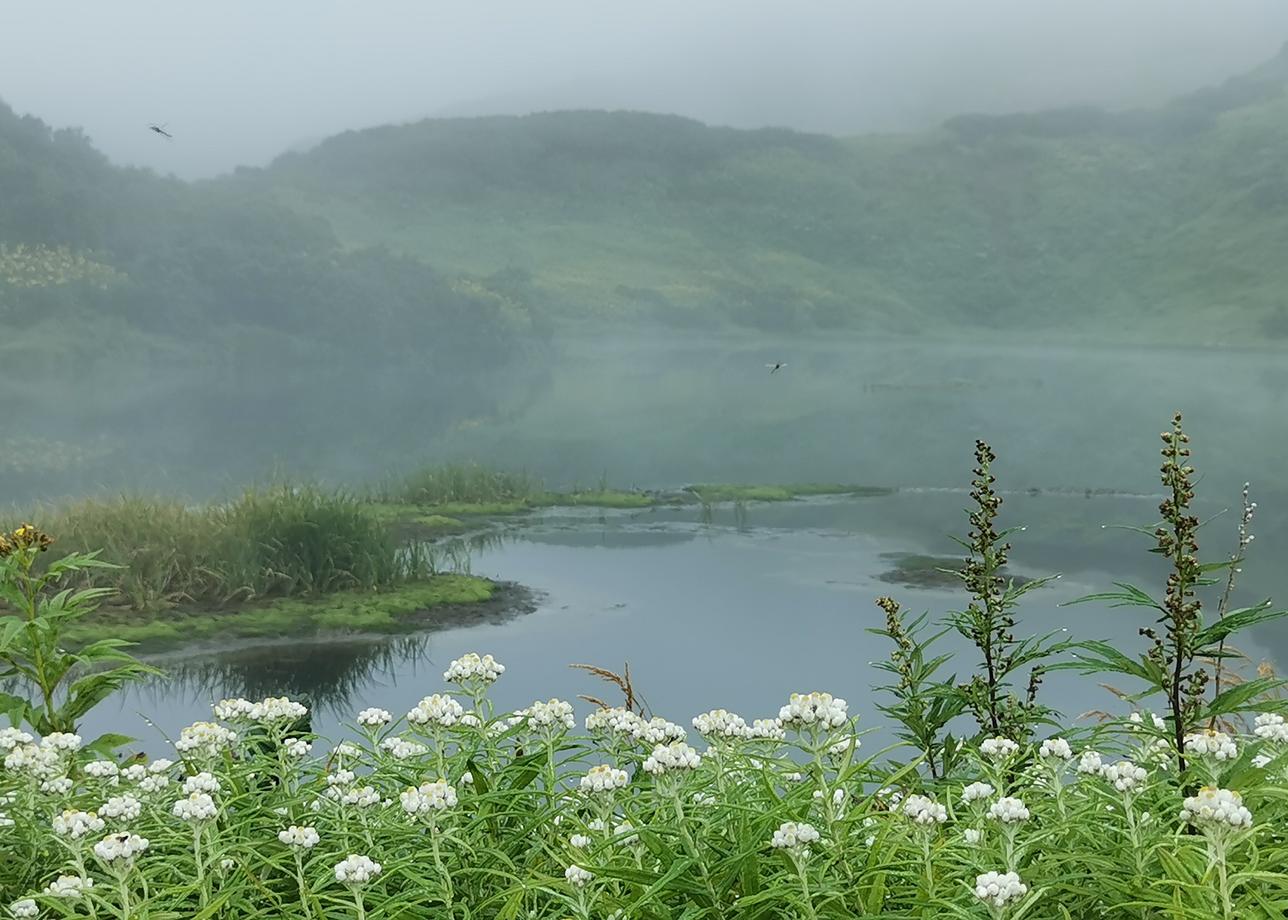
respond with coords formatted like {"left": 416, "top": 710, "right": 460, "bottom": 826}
{"left": 43, "top": 875, "right": 93, "bottom": 899}
{"left": 779, "top": 692, "right": 848, "bottom": 729}
{"left": 182, "top": 772, "right": 220, "bottom": 795}
{"left": 400, "top": 781, "right": 457, "bottom": 816}
{"left": 41, "top": 732, "right": 82, "bottom": 753}
{"left": 750, "top": 718, "right": 787, "bottom": 742}
{"left": 284, "top": 738, "right": 312, "bottom": 758}
{"left": 83, "top": 760, "right": 120, "bottom": 784}
{"left": 407, "top": 694, "right": 465, "bottom": 728}
{"left": 1101, "top": 760, "right": 1147, "bottom": 793}
{"left": 580, "top": 764, "right": 629, "bottom": 794}
{"left": 771, "top": 821, "right": 821, "bottom": 853}
{"left": 1253, "top": 713, "right": 1288, "bottom": 743}
{"left": 613, "top": 821, "right": 638, "bottom": 845}
{"left": 174, "top": 722, "right": 237, "bottom": 758}
{"left": 1185, "top": 730, "right": 1238, "bottom": 761}
{"left": 379, "top": 737, "right": 428, "bottom": 760}
{"left": 524, "top": 699, "right": 576, "bottom": 731}
{"left": 53, "top": 810, "right": 105, "bottom": 840}
{"left": 988, "top": 796, "right": 1030, "bottom": 824}
{"left": 93, "top": 832, "right": 149, "bottom": 866}
{"left": 569, "top": 833, "right": 592, "bottom": 849}
{"left": 0, "top": 728, "right": 33, "bottom": 751}
{"left": 459, "top": 771, "right": 473, "bottom": 786}
{"left": 643, "top": 742, "right": 701, "bottom": 775}
{"left": 213, "top": 698, "right": 255, "bottom": 721}
{"left": 1180, "top": 787, "right": 1253, "bottom": 832}
{"left": 148, "top": 759, "right": 174, "bottom": 774}
{"left": 120, "top": 764, "right": 146, "bottom": 783}
{"left": 1252, "top": 753, "right": 1272, "bottom": 769}
{"left": 357, "top": 708, "right": 392, "bottom": 727}
{"left": 586, "top": 707, "right": 641, "bottom": 735}
{"left": 631, "top": 717, "right": 687, "bottom": 746}
{"left": 334, "top": 854, "right": 381, "bottom": 887}
{"left": 333, "top": 741, "right": 362, "bottom": 760}
{"left": 962, "top": 781, "right": 995, "bottom": 804}
{"left": 902, "top": 794, "right": 947, "bottom": 826}
{"left": 100, "top": 795, "right": 142, "bottom": 823}
{"left": 693, "top": 709, "right": 750, "bottom": 740}
{"left": 9, "top": 899, "right": 36, "bottom": 919}
{"left": 327, "top": 769, "right": 356, "bottom": 788}
{"left": 4, "top": 743, "right": 61, "bottom": 778}
{"left": 444, "top": 652, "right": 505, "bottom": 685}
{"left": 172, "top": 792, "right": 218, "bottom": 824}
{"left": 1129, "top": 712, "right": 1167, "bottom": 731}
{"left": 1077, "top": 751, "right": 1103, "bottom": 775}
{"left": 692, "top": 791, "right": 716, "bottom": 806}
{"left": 40, "top": 776, "right": 73, "bottom": 795}
{"left": 249, "top": 697, "right": 308, "bottom": 724}
{"left": 814, "top": 788, "right": 847, "bottom": 807}
{"left": 964, "top": 828, "right": 983, "bottom": 845}
{"left": 980, "top": 737, "right": 1020, "bottom": 760}
{"left": 278, "top": 825, "right": 320, "bottom": 849}
{"left": 137, "top": 774, "right": 171, "bottom": 795}
{"left": 827, "top": 735, "right": 860, "bottom": 757}
{"left": 975, "top": 871, "right": 1028, "bottom": 909}
{"left": 1039, "top": 738, "right": 1073, "bottom": 760}
{"left": 333, "top": 785, "right": 380, "bottom": 808}
{"left": 564, "top": 864, "right": 593, "bottom": 887}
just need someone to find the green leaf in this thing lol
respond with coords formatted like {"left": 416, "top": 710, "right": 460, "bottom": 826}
{"left": 1194, "top": 601, "right": 1286, "bottom": 647}
{"left": 1202, "top": 677, "right": 1286, "bottom": 718}
{"left": 85, "top": 732, "right": 135, "bottom": 756}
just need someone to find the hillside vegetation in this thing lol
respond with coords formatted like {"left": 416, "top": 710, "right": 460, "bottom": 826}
{"left": 240, "top": 43, "right": 1288, "bottom": 341}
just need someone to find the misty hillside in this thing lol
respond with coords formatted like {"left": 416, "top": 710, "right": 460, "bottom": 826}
{"left": 241, "top": 43, "right": 1288, "bottom": 341}
{"left": 0, "top": 103, "right": 542, "bottom": 376}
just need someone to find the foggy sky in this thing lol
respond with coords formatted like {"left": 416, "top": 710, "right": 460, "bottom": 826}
{"left": 3, "top": 0, "right": 1287, "bottom": 179}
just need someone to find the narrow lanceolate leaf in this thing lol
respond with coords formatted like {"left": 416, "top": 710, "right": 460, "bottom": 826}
{"left": 1193, "top": 601, "right": 1286, "bottom": 647}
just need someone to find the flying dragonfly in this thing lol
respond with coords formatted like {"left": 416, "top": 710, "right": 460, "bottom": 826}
{"left": 147, "top": 123, "right": 173, "bottom": 139}
{"left": 766, "top": 362, "right": 787, "bottom": 374}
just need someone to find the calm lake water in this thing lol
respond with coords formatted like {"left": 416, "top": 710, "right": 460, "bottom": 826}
{"left": 79, "top": 492, "right": 1283, "bottom": 756}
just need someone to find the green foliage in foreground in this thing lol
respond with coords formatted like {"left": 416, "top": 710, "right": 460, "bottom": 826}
{"left": 3, "top": 670, "right": 1288, "bottom": 918}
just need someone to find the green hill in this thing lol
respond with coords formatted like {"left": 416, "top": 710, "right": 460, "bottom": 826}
{"left": 237, "top": 43, "right": 1288, "bottom": 342}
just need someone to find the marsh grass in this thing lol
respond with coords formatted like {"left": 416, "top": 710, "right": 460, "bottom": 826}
{"left": 5, "top": 486, "right": 426, "bottom": 613}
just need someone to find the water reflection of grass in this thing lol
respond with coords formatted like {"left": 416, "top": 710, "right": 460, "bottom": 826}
{"left": 877, "top": 553, "right": 1037, "bottom": 590}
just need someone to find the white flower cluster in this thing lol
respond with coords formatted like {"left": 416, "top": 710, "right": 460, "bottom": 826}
{"left": 1180, "top": 787, "right": 1253, "bottom": 832}
{"left": 400, "top": 780, "right": 458, "bottom": 816}
{"left": 586, "top": 707, "right": 639, "bottom": 735}
{"left": 770, "top": 821, "right": 821, "bottom": 852}
{"left": 183, "top": 772, "right": 221, "bottom": 795}
{"left": 330, "top": 785, "right": 380, "bottom": 808}
{"left": 1130, "top": 712, "right": 1167, "bottom": 731}
{"left": 693, "top": 709, "right": 750, "bottom": 739}
{"left": 172, "top": 792, "right": 218, "bottom": 824}
{"left": 902, "top": 794, "right": 948, "bottom": 826}
{"left": 961, "top": 781, "right": 995, "bottom": 804}
{"left": 643, "top": 742, "right": 701, "bottom": 775}
{"left": 407, "top": 694, "right": 465, "bottom": 727}
{"left": 827, "top": 735, "right": 860, "bottom": 757}
{"left": 43, "top": 732, "right": 83, "bottom": 753}
{"left": 4, "top": 740, "right": 64, "bottom": 779}
{"left": 43, "top": 875, "right": 93, "bottom": 899}
{"left": 357, "top": 708, "right": 392, "bottom": 727}
{"left": 174, "top": 722, "right": 238, "bottom": 758}
{"left": 284, "top": 738, "right": 312, "bottom": 758}
{"left": 975, "top": 871, "right": 1028, "bottom": 909}
{"left": 1039, "top": 738, "right": 1073, "bottom": 760}
{"left": 379, "top": 737, "right": 428, "bottom": 760}
{"left": 1076, "top": 751, "right": 1103, "bottom": 775}
{"left": 750, "top": 719, "right": 787, "bottom": 741}
{"left": 213, "top": 696, "right": 307, "bottom": 724}
{"left": 581, "top": 764, "right": 629, "bottom": 793}
{"left": 964, "top": 828, "right": 984, "bottom": 845}
{"left": 1185, "top": 730, "right": 1238, "bottom": 761}
{"left": 988, "top": 796, "right": 1030, "bottom": 824}
{"left": 93, "top": 832, "right": 149, "bottom": 865}
{"left": 778, "top": 692, "right": 848, "bottom": 729}
{"left": 632, "top": 716, "right": 687, "bottom": 746}
{"left": 53, "top": 809, "right": 105, "bottom": 840}
{"left": 100, "top": 795, "right": 142, "bottom": 823}
{"left": 614, "top": 821, "right": 638, "bottom": 845}
{"left": 564, "top": 864, "right": 593, "bottom": 887}
{"left": 523, "top": 699, "right": 577, "bottom": 731}
{"left": 278, "top": 825, "right": 320, "bottom": 849}
{"left": 83, "top": 760, "right": 120, "bottom": 784}
{"left": 334, "top": 854, "right": 382, "bottom": 887}
{"left": 1253, "top": 713, "right": 1288, "bottom": 743}
{"left": 443, "top": 652, "right": 505, "bottom": 685}
{"left": 1100, "top": 760, "right": 1148, "bottom": 793}
{"left": 9, "top": 899, "right": 36, "bottom": 919}
{"left": 980, "top": 737, "right": 1020, "bottom": 760}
